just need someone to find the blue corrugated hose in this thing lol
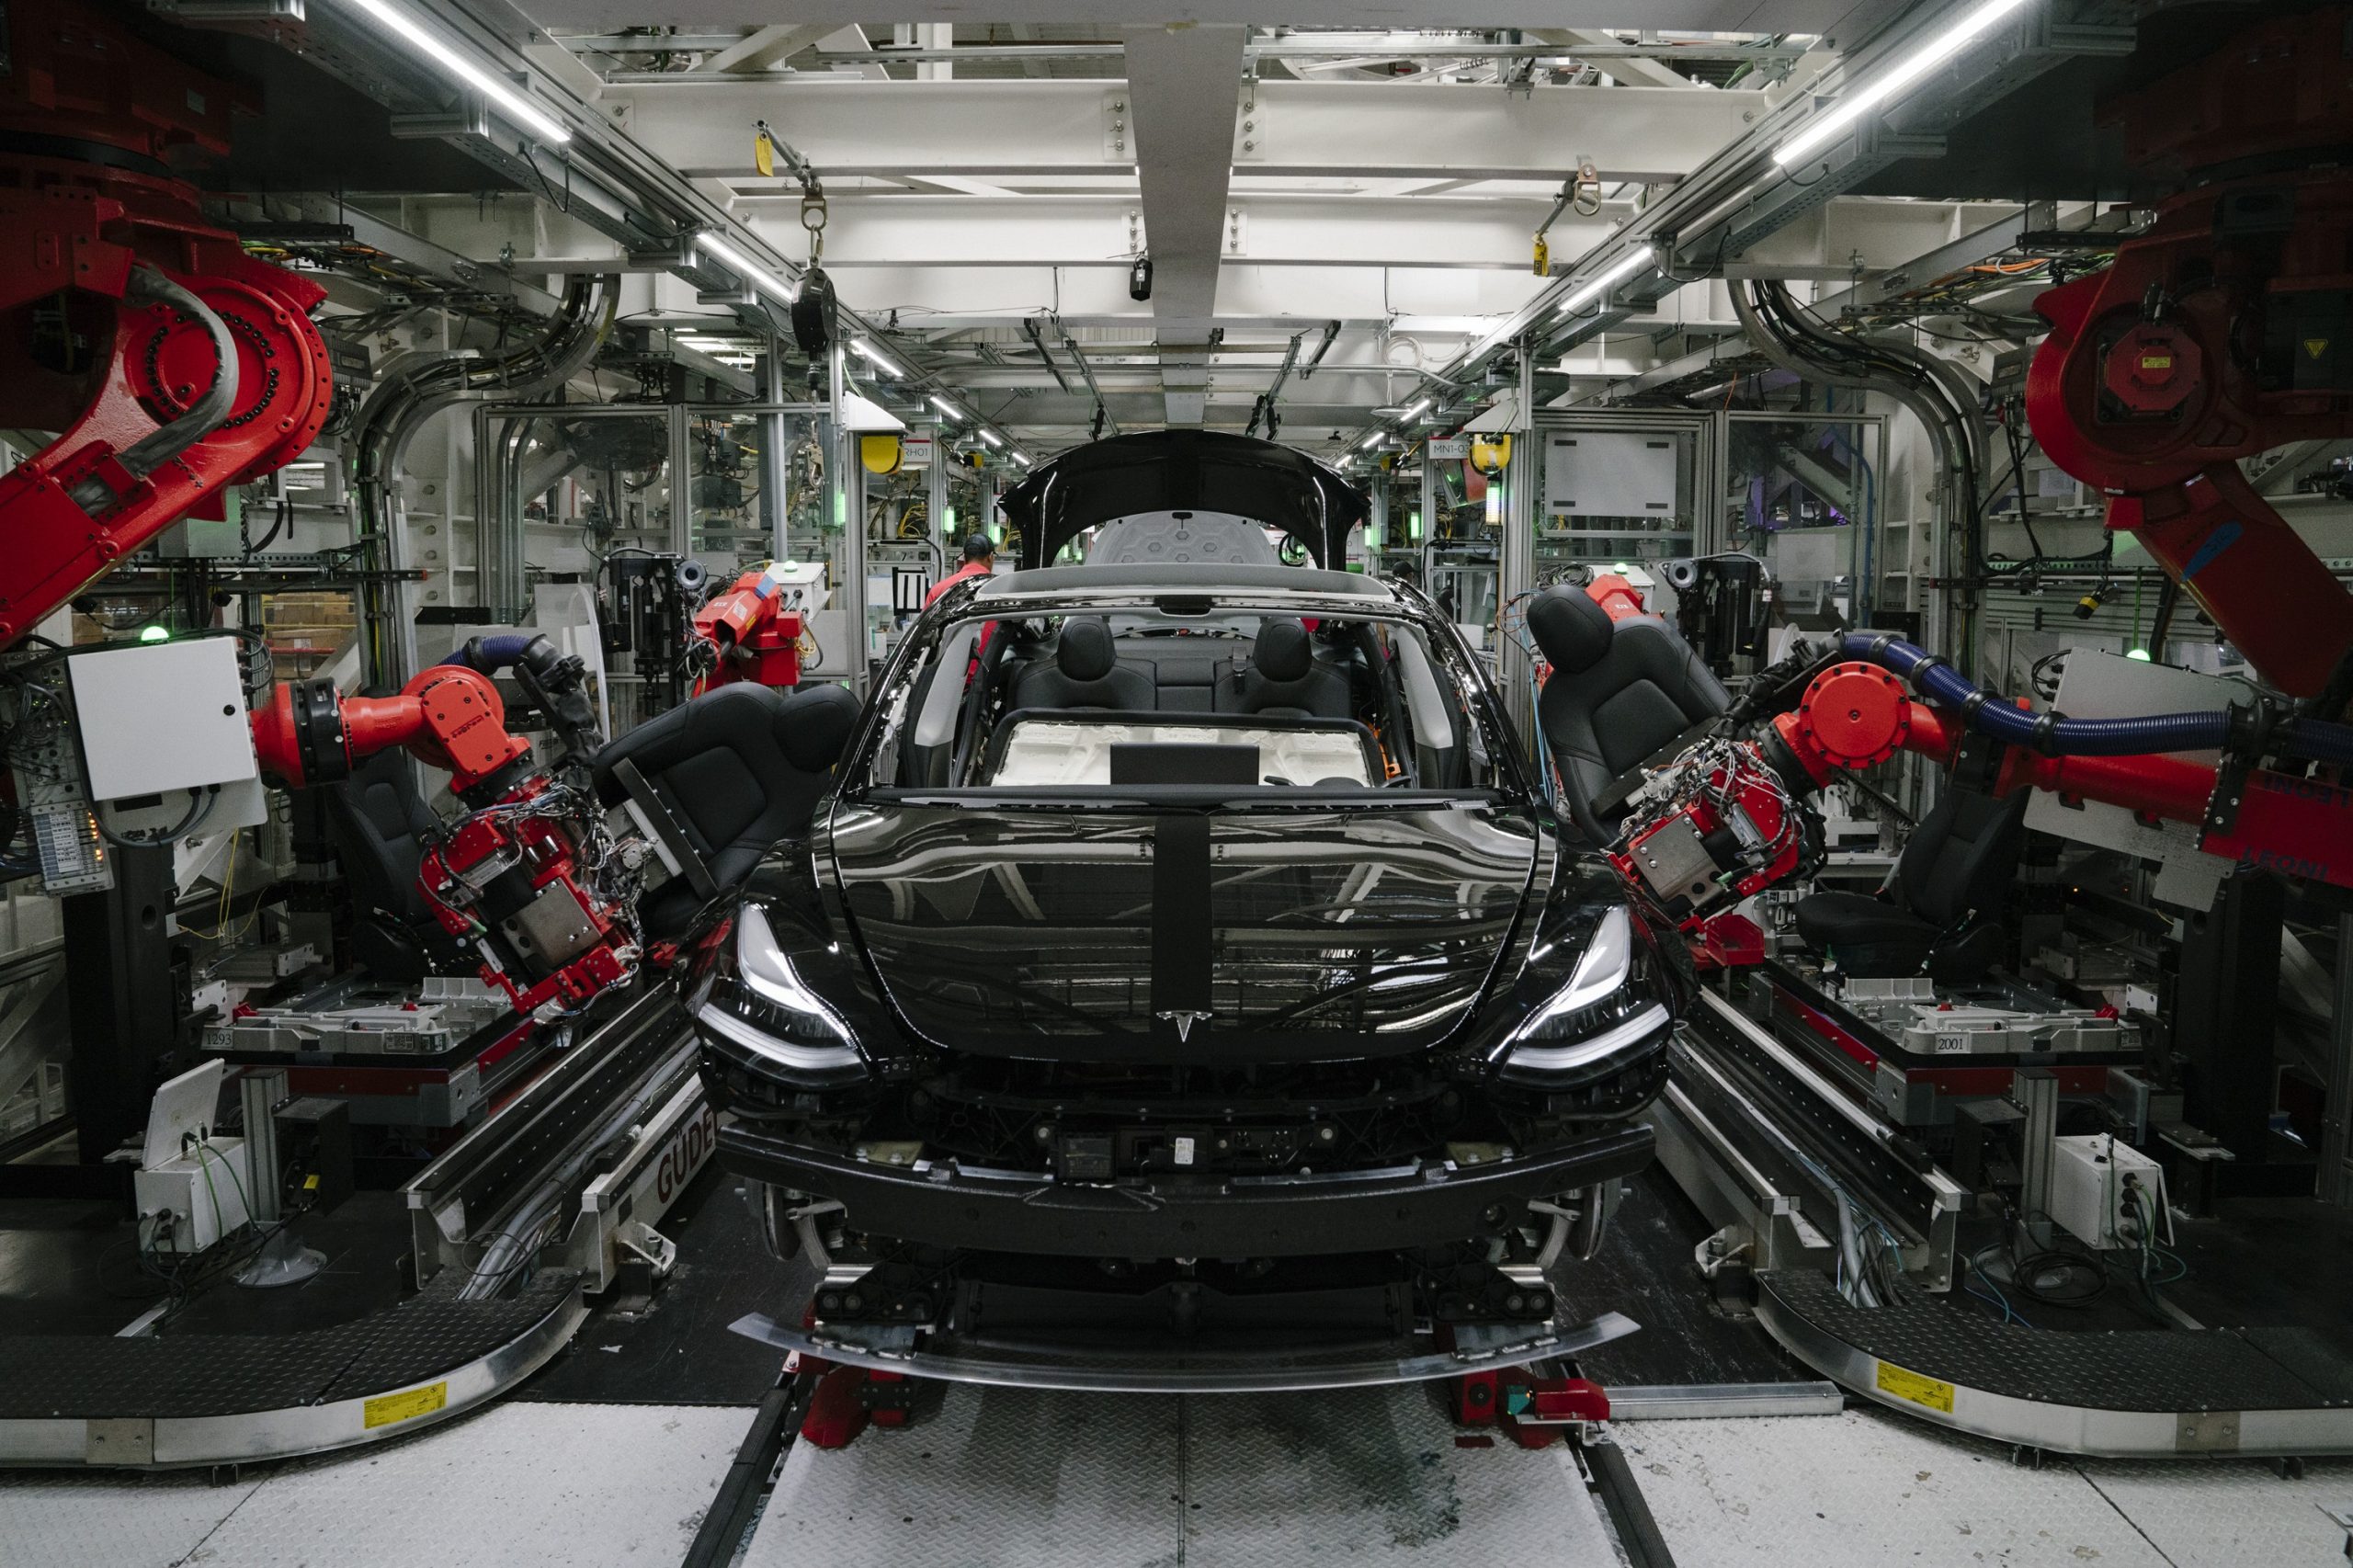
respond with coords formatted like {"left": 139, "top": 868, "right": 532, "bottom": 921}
{"left": 438, "top": 632, "right": 538, "bottom": 672}
{"left": 1838, "top": 633, "right": 2353, "bottom": 765}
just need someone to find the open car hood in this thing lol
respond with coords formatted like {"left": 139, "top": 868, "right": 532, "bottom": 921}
{"left": 997, "top": 431, "right": 1368, "bottom": 570}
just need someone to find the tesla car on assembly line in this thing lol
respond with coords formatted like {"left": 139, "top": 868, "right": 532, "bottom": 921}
{"left": 688, "top": 430, "right": 1686, "bottom": 1390}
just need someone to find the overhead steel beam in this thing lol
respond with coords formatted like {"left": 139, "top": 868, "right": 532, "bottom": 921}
{"left": 523, "top": 3, "right": 1871, "bottom": 31}
{"left": 1121, "top": 23, "right": 1245, "bottom": 426}
{"left": 690, "top": 22, "right": 835, "bottom": 72}
{"left": 1393, "top": 0, "right": 2132, "bottom": 419}
{"left": 733, "top": 195, "right": 1613, "bottom": 271}
{"left": 756, "top": 40, "right": 1807, "bottom": 66}
{"left": 606, "top": 79, "right": 1768, "bottom": 186}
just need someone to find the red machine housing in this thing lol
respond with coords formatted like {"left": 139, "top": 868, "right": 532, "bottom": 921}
{"left": 1607, "top": 739, "right": 1809, "bottom": 930}
{"left": 2021, "top": 7, "right": 2353, "bottom": 699}
{"left": 0, "top": 1, "right": 334, "bottom": 646}
{"left": 250, "top": 665, "right": 643, "bottom": 1014}
{"left": 690, "top": 565, "right": 804, "bottom": 692}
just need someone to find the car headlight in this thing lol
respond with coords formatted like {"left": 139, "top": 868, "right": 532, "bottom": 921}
{"left": 696, "top": 903, "right": 865, "bottom": 1076}
{"left": 1500, "top": 906, "right": 1671, "bottom": 1079}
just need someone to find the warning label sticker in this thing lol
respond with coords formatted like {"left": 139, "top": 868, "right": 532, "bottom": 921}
{"left": 1875, "top": 1360, "right": 1955, "bottom": 1414}
{"left": 363, "top": 1381, "right": 449, "bottom": 1429}
{"left": 2307, "top": 338, "right": 2330, "bottom": 361}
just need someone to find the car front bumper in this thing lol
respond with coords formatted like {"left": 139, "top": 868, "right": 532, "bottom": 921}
{"left": 718, "top": 1120, "right": 1654, "bottom": 1257}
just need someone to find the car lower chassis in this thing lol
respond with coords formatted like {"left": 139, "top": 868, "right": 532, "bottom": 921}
{"left": 719, "top": 1051, "right": 1664, "bottom": 1392}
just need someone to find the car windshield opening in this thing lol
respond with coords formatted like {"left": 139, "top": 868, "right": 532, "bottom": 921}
{"left": 861, "top": 597, "right": 1509, "bottom": 798}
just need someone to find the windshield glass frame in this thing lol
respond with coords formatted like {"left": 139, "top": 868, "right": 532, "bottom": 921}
{"left": 835, "top": 576, "right": 1536, "bottom": 808}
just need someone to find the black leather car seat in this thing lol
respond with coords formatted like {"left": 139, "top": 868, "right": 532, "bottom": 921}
{"left": 326, "top": 747, "right": 470, "bottom": 983}
{"left": 1792, "top": 786, "right": 2027, "bottom": 983}
{"left": 1528, "top": 585, "right": 1731, "bottom": 844}
{"left": 591, "top": 681, "right": 862, "bottom": 941}
{"left": 1220, "top": 618, "right": 1351, "bottom": 720}
{"left": 1010, "top": 617, "right": 1155, "bottom": 711}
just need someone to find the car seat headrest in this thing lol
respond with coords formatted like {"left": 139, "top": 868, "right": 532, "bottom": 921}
{"left": 1528, "top": 586, "right": 1614, "bottom": 676}
{"left": 1056, "top": 617, "right": 1118, "bottom": 682}
{"left": 1253, "top": 618, "right": 1314, "bottom": 682}
{"left": 775, "top": 682, "right": 863, "bottom": 772}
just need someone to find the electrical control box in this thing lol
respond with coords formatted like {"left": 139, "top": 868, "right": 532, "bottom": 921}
{"left": 134, "top": 1138, "right": 252, "bottom": 1255}
{"left": 2050, "top": 1133, "right": 2168, "bottom": 1251}
{"left": 62, "top": 636, "right": 269, "bottom": 839}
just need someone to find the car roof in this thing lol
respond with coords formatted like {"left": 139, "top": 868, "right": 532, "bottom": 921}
{"left": 973, "top": 562, "right": 1395, "bottom": 601}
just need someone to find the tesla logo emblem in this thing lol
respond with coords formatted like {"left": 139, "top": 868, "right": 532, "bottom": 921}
{"left": 1157, "top": 1010, "right": 1211, "bottom": 1042}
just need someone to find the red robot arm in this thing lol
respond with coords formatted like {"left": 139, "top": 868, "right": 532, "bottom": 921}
{"left": 0, "top": 2, "right": 334, "bottom": 647}
{"left": 2019, "top": 9, "right": 2353, "bottom": 699}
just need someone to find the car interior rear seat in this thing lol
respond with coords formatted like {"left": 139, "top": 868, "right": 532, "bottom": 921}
{"left": 1009, "top": 617, "right": 1157, "bottom": 710}
{"left": 1006, "top": 616, "right": 1358, "bottom": 722}
{"left": 1219, "top": 619, "right": 1352, "bottom": 720}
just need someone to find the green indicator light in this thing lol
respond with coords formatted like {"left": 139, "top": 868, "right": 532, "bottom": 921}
{"left": 139, "top": 625, "right": 169, "bottom": 642}
{"left": 943, "top": 506, "right": 957, "bottom": 532}
{"left": 2126, "top": 648, "right": 2153, "bottom": 662}
{"left": 1408, "top": 509, "right": 1424, "bottom": 542}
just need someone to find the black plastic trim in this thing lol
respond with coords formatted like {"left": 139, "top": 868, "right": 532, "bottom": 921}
{"left": 719, "top": 1121, "right": 1654, "bottom": 1257}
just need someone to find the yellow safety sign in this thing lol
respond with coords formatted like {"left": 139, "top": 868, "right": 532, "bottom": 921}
{"left": 363, "top": 1381, "right": 449, "bottom": 1429}
{"left": 1874, "top": 1360, "right": 1955, "bottom": 1414}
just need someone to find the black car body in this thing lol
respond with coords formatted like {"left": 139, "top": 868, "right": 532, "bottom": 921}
{"left": 689, "top": 434, "right": 1682, "bottom": 1375}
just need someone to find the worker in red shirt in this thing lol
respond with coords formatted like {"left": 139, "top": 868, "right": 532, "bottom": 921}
{"left": 926, "top": 533, "right": 996, "bottom": 608}
{"left": 926, "top": 532, "right": 999, "bottom": 676}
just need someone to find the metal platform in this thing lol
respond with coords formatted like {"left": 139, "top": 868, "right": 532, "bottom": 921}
{"left": 740, "top": 1381, "right": 1631, "bottom": 1567}
{"left": 1756, "top": 1267, "right": 2353, "bottom": 1459}
{"left": 0, "top": 1268, "right": 584, "bottom": 1469}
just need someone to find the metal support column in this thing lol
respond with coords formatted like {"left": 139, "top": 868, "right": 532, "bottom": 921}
{"left": 2320, "top": 914, "right": 2353, "bottom": 1204}
{"left": 831, "top": 341, "right": 870, "bottom": 688}
{"left": 926, "top": 425, "right": 950, "bottom": 565}
{"left": 764, "top": 335, "right": 791, "bottom": 563}
{"left": 2177, "top": 873, "right": 2286, "bottom": 1168}
{"left": 1418, "top": 450, "right": 1439, "bottom": 587}
{"left": 2012, "top": 1066, "right": 2057, "bottom": 1249}
{"left": 63, "top": 846, "right": 178, "bottom": 1166}
{"left": 1498, "top": 338, "right": 1540, "bottom": 737}
{"left": 1365, "top": 482, "right": 1387, "bottom": 581}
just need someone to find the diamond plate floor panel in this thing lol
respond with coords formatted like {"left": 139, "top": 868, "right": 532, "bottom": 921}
{"left": 0, "top": 1403, "right": 745, "bottom": 1568}
{"left": 745, "top": 1384, "right": 1618, "bottom": 1567}
{"left": 2075, "top": 1454, "right": 2353, "bottom": 1565}
{"left": 190, "top": 1402, "right": 744, "bottom": 1568}
{"left": 0, "top": 1469, "right": 264, "bottom": 1568}
{"left": 1624, "top": 1408, "right": 2174, "bottom": 1568}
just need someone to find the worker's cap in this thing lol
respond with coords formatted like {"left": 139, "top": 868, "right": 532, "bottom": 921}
{"left": 961, "top": 534, "right": 995, "bottom": 561}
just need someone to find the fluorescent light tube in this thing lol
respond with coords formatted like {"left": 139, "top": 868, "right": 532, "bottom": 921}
{"left": 698, "top": 233, "right": 798, "bottom": 303}
{"left": 978, "top": 429, "right": 1003, "bottom": 448}
{"left": 347, "top": 0, "right": 572, "bottom": 144}
{"left": 850, "top": 337, "right": 897, "bottom": 377}
{"left": 1402, "top": 398, "right": 1431, "bottom": 421}
{"left": 929, "top": 395, "right": 961, "bottom": 421}
{"left": 1360, "top": 431, "right": 1386, "bottom": 449}
{"left": 1774, "top": 0, "right": 2035, "bottom": 168}
{"left": 1012, "top": 451, "right": 1032, "bottom": 466}
{"left": 1555, "top": 245, "right": 1654, "bottom": 317}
